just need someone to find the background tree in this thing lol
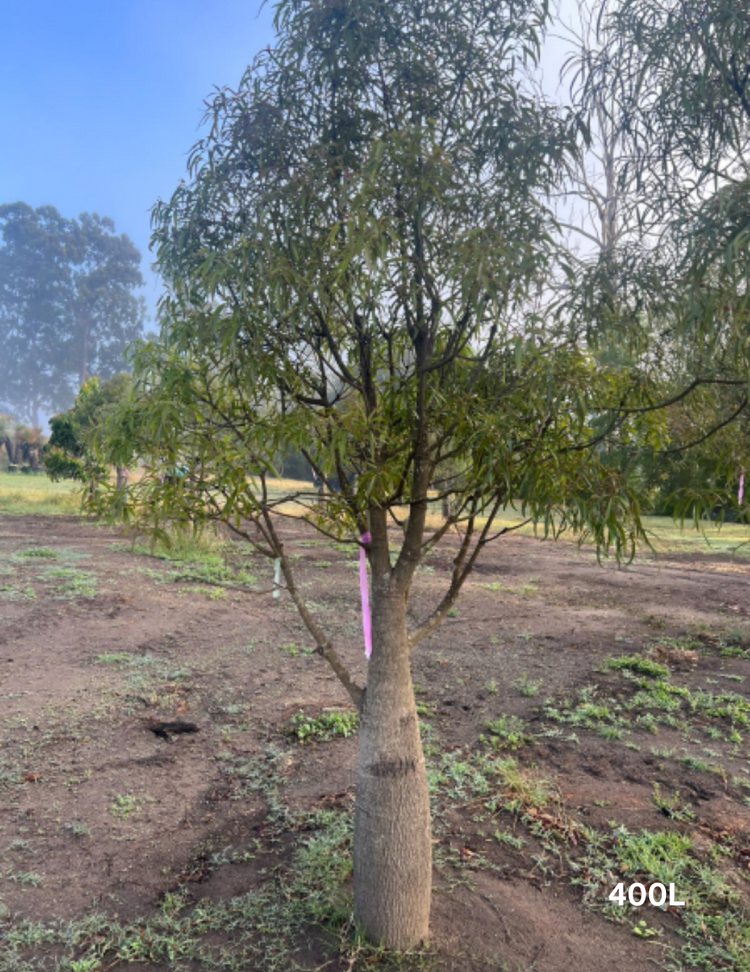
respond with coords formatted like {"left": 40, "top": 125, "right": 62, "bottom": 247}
{"left": 0, "top": 203, "right": 145, "bottom": 424}
{"left": 67, "top": 213, "right": 146, "bottom": 388}
{"left": 0, "top": 413, "right": 44, "bottom": 472}
{"left": 573, "top": 0, "right": 750, "bottom": 519}
{"left": 0, "top": 204, "right": 73, "bottom": 425}
{"left": 89, "top": 0, "right": 747, "bottom": 949}
{"left": 45, "top": 374, "right": 132, "bottom": 487}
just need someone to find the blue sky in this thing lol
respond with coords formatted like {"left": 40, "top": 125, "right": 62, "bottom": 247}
{"left": 1, "top": 1, "right": 576, "bottom": 329}
{"left": 0, "top": 1, "right": 275, "bottom": 326}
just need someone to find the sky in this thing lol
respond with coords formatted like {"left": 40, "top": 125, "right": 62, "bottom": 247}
{"left": 0, "top": 0, "right": 276, "bottom": 327}
{"left": 1, "top": 1, "right": 576, "bottom": 330}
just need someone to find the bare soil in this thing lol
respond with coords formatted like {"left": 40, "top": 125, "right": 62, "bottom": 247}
{"left": 1, "top": 513, "right": 748, "bottom": 971}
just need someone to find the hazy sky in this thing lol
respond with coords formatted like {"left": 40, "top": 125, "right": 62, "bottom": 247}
{"left": 1, "top": 0, "right": 276, "bottom": 326}
{"left": 1, "top": 1, "right": 574, "bottom": 327}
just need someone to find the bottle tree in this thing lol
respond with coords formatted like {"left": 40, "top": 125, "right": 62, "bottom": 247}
{"left": 90, "top": 0, "right": 717, "bottom": 948}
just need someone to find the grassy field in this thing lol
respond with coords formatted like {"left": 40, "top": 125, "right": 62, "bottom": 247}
{"left": 639, "top": 515, "right": 750, "bottom": 557}
{"left": 0, "top": 471, "right": 81, "bottom": 515}
{"left": 3, "top": 471, "right": 750, "bottom": 559}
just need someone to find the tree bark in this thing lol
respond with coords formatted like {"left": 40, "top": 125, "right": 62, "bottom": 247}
{"left": 353, "top": 587, "right": 432, "bottom": 949}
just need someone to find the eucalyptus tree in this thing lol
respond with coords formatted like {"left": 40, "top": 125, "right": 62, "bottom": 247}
{"left": 0, "top": 203, "right": 145, "bottom": 424}
{"left": 574, "top": 0, "right": 750, "bottom": 513}
{"left": 67, "top": 214, "right": 146, "bottom": 388}
{"left": 0, "top": 204, "right": 73, "bottom": 424}
{"left": 92, "top": 0, "right": 688, "bottom": 949}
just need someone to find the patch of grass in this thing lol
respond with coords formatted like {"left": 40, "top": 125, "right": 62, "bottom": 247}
{"left": 109, "top": 794, "right": 140, "bottom": 819}
{"left": 6, "top": 870, "right": 43, "bottom": 886}
{"left": 719, "top": 642, "right": 750, "bottom": 659}
{"left": 603, "top": 654, "right": 669, "bottom": 679}
{"left": 543, "top": 686, "right": 628, "bottom": 734}
{"left": 494, "top": 756, "right": 552, "bottom": 812}
{"left": 41, "top": 566, "right": 98, "bottom": 599}
{"left": 516, "top": 672, "right": 543, "bottom": 696}
{"left": 63, "top": 821, "right": 91, "bottom": 838}
{"left": 572, "top": 824, "right": 750, "bottom": 970}
{"left": 430, "top": 748, "right": 551, "bottom": 814}
{"left": 641, "top": 514, "right": 750, "bottom": 559}
{"left": 651, "top": 783, "right": 695, "bottom": 822}
{"left": 128, "top": 529, "right": 226, "bottom": 565}
{"left": 0, "top": 582, "right": 37, "bottom": 601}
{"left": 124, "top": 530, "right": 259, "bottom": 593}
{"left": 491, "top": 829, "right": 526, "bottom": 849}
{"left": 598, "top": 725, "right": 624, "bottom": 741}
{"left": 483, "top": 713, "right": 530, "bottom": 750}
{"left": 626, "top": 677, "right": 690, "bottom": 714}
{"left": 480, "top": 578, "right": 539, "bottom": 596}
{"left": 12, "top": 546, "right": 60, "bottom": 560}
{"left": 690, "top": 688, "right": 750, "bottom": 728}
{"left": 288, "top": 709, "right": 359, "bottom": 743}
{"left": 678, "top": 754, "right": 717, "bottom": 774}
{"left": 0, "top": 760, "right": 22, "bottom": 788}
{"left": 0, "top": 793, "right": 432, "bottom": 972}
{"left": 177, "top": 583, "right": 229, "bottom": 600}
{"left": 6, "top": 839, "right": 33, "bottom": 854}
{"left": 278, "top": 641, "right": 302, "bottom": 657}
{"left": 416, "top": 700, "right": 437, "bottom": 719}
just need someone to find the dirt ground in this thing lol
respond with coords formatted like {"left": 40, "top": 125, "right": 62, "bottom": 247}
{"left": 1, "top": 513, "right": 748, "bottom": 971}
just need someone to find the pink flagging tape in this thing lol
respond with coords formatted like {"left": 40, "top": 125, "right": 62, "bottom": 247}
{"left": 739, "top": 474, "right": 745, "bottom": 505}
{"left": 360, "top": 532, "right": 372, "bottom": 659}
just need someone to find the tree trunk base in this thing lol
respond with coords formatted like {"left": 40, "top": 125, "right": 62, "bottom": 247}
{"left": 353, "top": 604, "right": 432, "bottom": 949}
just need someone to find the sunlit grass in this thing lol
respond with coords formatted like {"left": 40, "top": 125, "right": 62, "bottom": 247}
{"left": 0, "top": 472, "right": 81, "bottom": 515}
{"left": 640, "top": 515, "right": 750, "bottom": 558}
{"left": 4, "top": 470, "right": 749, "bottom": 560}
{"left": 262, "top": 480, "right": 750, "bottom": 558}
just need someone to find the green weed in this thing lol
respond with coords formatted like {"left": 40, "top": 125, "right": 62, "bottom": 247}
{"left": 651, "top": 783, "right": 695, "bottom": 822}
{"left": 42, "top": 566, "right": 98, "bottom": 599}
{"left": 12, "top": 547, "right": 60, "bottom": 560}
{"left": 483, "top": 713, "right": 530, "bottom": 750}
{"left": 572, "top": 824, "right": 749, "bottom": 970}
{"left": 603, "top": 654, "right": 669, "bottom": 679}
{"left": 6, "top": 870, "right": 43, "bottom": 886}
{"left": 288, "top": 710, "right": 359, "bottom": 743}
{"left": 516, "top": 672, "right": 543, "bottom": 697}
{"left": 109, "top": 794, "right": 140, "bottom": 819}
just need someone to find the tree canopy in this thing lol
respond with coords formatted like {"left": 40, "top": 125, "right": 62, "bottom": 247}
{"left": 87, "top": 0, "right": 750, "bottom": 950}
{"left": 568, "top": 0, "right": 750, "bottom": 519}
{"left": 0, "top": 203, "right": 145, "bottom": 425}
{"left": 45, "top": 374, "right": 132, "bottom": 484}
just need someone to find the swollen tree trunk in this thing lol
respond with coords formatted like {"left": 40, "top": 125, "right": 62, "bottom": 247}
{"left": 353, "top": 589, "right": 432, "bottom": 948}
